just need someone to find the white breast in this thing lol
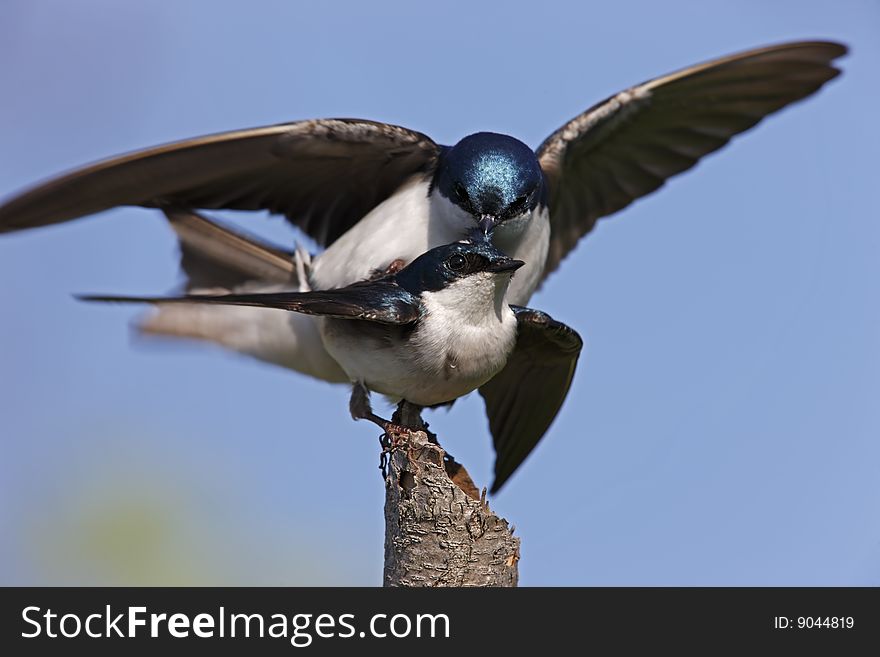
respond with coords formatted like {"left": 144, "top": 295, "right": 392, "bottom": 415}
{"left": 494, "top": 205, "right": 551, "bottom": 306}
{"left": 410, "top": 274, "right": 519, "bottom": 396}
{"left": 321, "top": 273, "right": 518, "bottom": 407}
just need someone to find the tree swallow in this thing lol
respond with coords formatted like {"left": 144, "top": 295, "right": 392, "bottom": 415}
{"left": 81, "top": 239, "right": 584, "bottom": 493}
{"left": 0, "top": 41, "right": 846, "bottom": 486}
{"left": 0, "top": 41, "right": 846, "bottom": 385}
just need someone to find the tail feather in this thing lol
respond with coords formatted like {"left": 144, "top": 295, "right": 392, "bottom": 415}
{"left": 163, "top": 208, "right": 298, "bottom": 289}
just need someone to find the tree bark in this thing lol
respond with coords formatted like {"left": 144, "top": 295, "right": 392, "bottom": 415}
{"left": 382, "top": 429, "right": 520, "bottom": 587}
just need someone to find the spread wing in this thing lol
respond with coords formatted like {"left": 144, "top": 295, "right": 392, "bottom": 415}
{"left": 80, "top": 280, "right": 421, "bottom": 325}
{"left": 0, "top": 118, "right": 441, "bottom": 246}
{"left": 537, "top": 40, "right": 847, "bottom": 278}
{"left": 479, "top": 306, "right": 583, "bottom": 493}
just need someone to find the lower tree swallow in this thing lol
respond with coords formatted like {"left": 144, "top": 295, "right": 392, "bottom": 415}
{"left": 81, "top": 239, "right": 584, "bottom": 492}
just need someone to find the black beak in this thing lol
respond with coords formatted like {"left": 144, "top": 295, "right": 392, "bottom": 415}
{"left": 486, "top": 257, "right": 525, "bottom": 273}
{"left": 477, "top": 214, "right": 498, "bottom": 235}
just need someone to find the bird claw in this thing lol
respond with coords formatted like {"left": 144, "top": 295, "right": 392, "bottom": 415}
{"left": 382, "top": 422, "right": 412, "bottom": 439}
{"left": 378, "top": 427, "right": 405, "bottom": 478}
{"left": 377, "top": 422, "right": 422, "bottom": 478}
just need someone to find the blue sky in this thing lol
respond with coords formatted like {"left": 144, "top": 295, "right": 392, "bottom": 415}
{"left": 1, "top": 0, "right": 878, "bottom": 585}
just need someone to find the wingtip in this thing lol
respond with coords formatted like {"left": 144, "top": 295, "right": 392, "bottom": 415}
{"left": 0, "top": 207, "right": 41, "bottom": 234}
{"left": 807, "top": 39, "right": 850, "bottom": 63}
{"left": 788, "top": 39, "right": 850, "bottom": 66}
{"left": 75, "top": 293, "right": 163, "bottom": 305}
{"left": 830, "top": 41, "right": 850, "bottom": 57}
{"left": 76, "top": 293, "right": 125, "bottom": 304}
{"left": 760, "top": 39, "right": 849, "bottom": 58}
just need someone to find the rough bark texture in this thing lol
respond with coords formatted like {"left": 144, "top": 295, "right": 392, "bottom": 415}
{"left": 383, "top": 429, "right": 520, "bottom": 587}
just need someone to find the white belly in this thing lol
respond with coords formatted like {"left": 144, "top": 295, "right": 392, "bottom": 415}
{"left": 320, "top": 274, "right": 519, "bottom": 406}
{"left": 494, "top": 206, "right": 550, "bottom": 306}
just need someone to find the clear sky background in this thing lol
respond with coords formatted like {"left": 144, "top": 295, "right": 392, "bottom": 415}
{"left": 0, "top": 1, "right": 877, "bottom": 586}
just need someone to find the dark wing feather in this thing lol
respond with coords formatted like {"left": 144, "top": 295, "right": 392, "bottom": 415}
{"left": 479, "top": 306, "right": 583, "bottom": 493}
{"left": 80, "top": 280, "right": 421, "bottom": 325}
{"left": 0, "top": 119, "right": 440, "bottom": 246}
{"left": 537, "top": 40, "right": 847, "bottom": 279}
{"left": 163, "top": 208, "right": 297, "bottom": 290}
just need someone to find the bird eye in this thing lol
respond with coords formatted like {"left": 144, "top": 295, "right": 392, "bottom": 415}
{"left": 445, "top": 253, "right": 467, "bottom": 273}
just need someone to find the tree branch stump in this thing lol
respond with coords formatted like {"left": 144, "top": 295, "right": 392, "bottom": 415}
{"left": 382, "top": 429, "right": 520, "bottom": 587}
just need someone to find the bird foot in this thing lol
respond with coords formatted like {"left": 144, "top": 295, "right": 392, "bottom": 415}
{"left": 378, "top": 421, "right": 415, "bottom": 455}
{"left": 378, "top": 423, "right": 417, "bottom": 478}
{"left": 382, "top": 422, "right": 414, "bottom": 438}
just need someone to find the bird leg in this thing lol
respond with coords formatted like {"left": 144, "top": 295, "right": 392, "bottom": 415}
{"left": 349, "top": 382, "right": 411, "bottom": 435}
{"left": 350, "top": 384, "right": 480, "bottom": 499}
{"left": 350, "top": 384, "right": 425, "bottom": 479}
{"left": 391, "top": 399, "right": 426, "bottom": 431}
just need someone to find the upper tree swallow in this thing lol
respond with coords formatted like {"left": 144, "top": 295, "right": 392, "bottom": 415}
{"left": 82, "top": 239, "right": 583, "bottom": 493}
{"left": 0, "top": 41, "right": 847, "bottom": 485}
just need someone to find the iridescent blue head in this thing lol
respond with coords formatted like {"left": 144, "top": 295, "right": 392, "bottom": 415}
{"left": 433, "top": 132, "right": 546, "bottom": 234}
{"left": 395, "top": 236, "right": 524, "bottom": 294}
